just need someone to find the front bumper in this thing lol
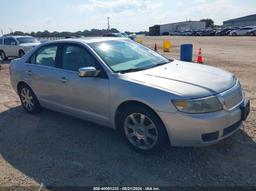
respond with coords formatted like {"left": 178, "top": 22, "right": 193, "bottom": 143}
{"left": 157, "top": 100, "right": 250, "bottom": 147}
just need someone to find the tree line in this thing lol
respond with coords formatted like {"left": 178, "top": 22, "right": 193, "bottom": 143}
{"left": 8, "top": 28, "right": 128, "bottom": 38}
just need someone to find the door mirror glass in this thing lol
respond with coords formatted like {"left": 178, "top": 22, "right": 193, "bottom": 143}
{"left": 79, "top": 67, "right": 99, "bottom": 77}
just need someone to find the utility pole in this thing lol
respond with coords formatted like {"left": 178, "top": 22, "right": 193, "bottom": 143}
{"left": 107, "top": 17, "right": 110, "bottom": 31}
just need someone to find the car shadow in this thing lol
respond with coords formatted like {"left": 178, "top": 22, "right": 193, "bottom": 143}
{"left": 0, "top": 106, "right": 256, "bottom": 187}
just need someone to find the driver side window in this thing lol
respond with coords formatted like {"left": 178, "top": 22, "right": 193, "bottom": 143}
{"left": 61, "top": 45, "right": 97, "bottom": 71}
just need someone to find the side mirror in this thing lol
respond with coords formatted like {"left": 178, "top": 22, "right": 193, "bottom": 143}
{"left": 79, "top": 67, "right": 99, "bottom": 77}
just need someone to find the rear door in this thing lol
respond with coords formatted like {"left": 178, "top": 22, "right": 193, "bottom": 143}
{"left": 54, "top": 43, "right": 110, "bottom": 124}
{"left": 24, "top": 44, "right": 62, "bottom": 107}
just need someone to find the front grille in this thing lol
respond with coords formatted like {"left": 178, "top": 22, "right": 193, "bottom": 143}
{"left": 221, "top": 85, "right": 243, "bottom": 110}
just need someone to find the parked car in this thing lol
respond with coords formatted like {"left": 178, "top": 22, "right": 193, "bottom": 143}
{"left": 229, "top": 27, "right": 254, "bottom": 36}
{"left": 247, "top": 28, "right": 256, "bottom": 36}
{"left": 179, "top": 31, "right": 193, "bottom": 36}
{"left": 201, "top": 29, "right": 216, "bottom": 36}
{"left": 169, "top": 31, "right": 180, "bottom": 36}
{"left": 215, "top": 28, "right": 235, "bottom": 36}
{"left": 128, "top": 33, "right": 136, "bottom": 40}
{"left": 193, "top": 30, "right": 204, "bottom": 36}
{"left": 162, "top": 32, "right": 170, "bottom": 36}
{"left": 0, "top": 36, "right": 40, "bottom": 60}
{"left": 10, "top": 38, "right": 250, "bottom": 152}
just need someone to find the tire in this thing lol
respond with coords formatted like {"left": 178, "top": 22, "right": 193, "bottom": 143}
{"left": 18, "top": 84, "right": 42, "bottom": 114}
{"left": 19, "top": 50, "right": 25, "bottom": 58}
{"left": 118, "top": 105, "right": 169, "bottom": 153}
{"left": 0, "top": 51, "right": 7, "bottom": 61}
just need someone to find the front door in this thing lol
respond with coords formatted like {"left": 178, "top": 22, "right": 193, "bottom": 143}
{"left": 55, "top": 43, "right": 110, "bottom": 125}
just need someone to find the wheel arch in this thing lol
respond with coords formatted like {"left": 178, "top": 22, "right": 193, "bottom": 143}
{"left": 0, "top": 49, "right": 7, "bottom": 58}
{"left": 18, "top": 49, "right": 25, "bottom": 55}
{"left": 17, "top": 81, "right": 30, "bottom": 93}
{"left": 114, "top": 100, "right": 171, "bottom": 146}
{"left": 17, "top": 81, "right": 41, "bottom": 103}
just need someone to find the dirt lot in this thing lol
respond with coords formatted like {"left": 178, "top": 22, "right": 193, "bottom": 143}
{"left": 0, "top": 36, "right": 255, "bottom": 189}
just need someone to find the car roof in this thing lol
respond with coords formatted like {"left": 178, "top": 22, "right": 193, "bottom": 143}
{"left": 43, "top": 37, "right": 127, "bottom": 45}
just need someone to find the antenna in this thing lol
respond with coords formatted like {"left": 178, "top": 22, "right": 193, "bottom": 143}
{"left": 107, "top": 17, "right": 110, "bottom": 31}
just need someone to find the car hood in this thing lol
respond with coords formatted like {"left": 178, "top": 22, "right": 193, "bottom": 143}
{"left": 123, "top": 60, "right": 235, "bottom": 98}
{"left": 19, "top": 42, "right": 41, "bottom": 47}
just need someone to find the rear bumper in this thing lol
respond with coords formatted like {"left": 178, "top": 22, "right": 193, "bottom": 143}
{"left": 157, "top": 100, "right": 250, "bottom": 147}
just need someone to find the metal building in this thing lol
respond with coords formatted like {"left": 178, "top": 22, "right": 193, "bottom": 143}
{"left": 223, "top": 14, "right": 256, "bottom": 27}
{"left": 149, "top": 21, "right": 206, "bottom": 36}
{"left": 149, "top": 25, "right": 160, "bottom": 36}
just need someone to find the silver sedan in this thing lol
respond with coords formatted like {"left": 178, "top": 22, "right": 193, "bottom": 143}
{"left": 10, "top": 38, "right": 250, "bottom": 152}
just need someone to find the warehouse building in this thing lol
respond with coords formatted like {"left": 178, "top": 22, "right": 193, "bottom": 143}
{"left": 223, "top": 14, "right": 256, "bottom": 27}
{"left": 149, "top": 25, "right": 160, "bottom": 36}
{"left": 149, "top": 21, "right": 206, "bottom": 36}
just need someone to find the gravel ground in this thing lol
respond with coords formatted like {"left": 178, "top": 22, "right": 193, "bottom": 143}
{"left": 0, "top": 36, "right": 255, "bottom": 189}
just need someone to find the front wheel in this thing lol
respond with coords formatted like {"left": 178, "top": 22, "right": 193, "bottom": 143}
{"left": 119, "top": 106, "right": 169, "bottom": 153}
{"left": 18, "top": 85, "right": 41, "bottom": 114}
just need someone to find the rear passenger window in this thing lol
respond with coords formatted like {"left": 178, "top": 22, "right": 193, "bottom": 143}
{"left": 61, "top": 45, "right": 98, "bottom": 71}
{"left": 35, "top": 46, "right": 57, "bottom": 67}
{"left": 4, "top": 38, "right": 16, "bottom": 45}
{"left": 0, "top": 38, "right": 2, "bottom": 44}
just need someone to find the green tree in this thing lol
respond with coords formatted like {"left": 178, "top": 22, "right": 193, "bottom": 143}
{"left": 200, "top": 19, "right": 214, "bottom": 28}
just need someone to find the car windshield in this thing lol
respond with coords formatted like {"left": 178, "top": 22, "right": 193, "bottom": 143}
{"left": 90, "top": 40, "right": 170, "bottom": 73}
{"left": 17, "top": 37, "right": 38, "bottom": 44}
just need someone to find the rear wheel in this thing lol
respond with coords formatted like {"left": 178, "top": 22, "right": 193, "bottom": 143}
{"left": 119, "top": 105, "right": 169, "bottom": 153}
{"left": 0, "top": 51, "right": 7, "bottom": 61}
{"left": 18, "top": 84, "right": 41, "bottom": 114}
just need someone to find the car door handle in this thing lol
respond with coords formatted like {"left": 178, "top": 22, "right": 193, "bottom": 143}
{"left": 26, "top": 70, "right": 33, "bottom": 76}
{"left": 60, "top": 77, "right": 68, "bottom": 83}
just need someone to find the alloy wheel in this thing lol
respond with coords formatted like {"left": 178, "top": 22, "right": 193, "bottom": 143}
{"left": 20, "top": 87, "right": 35, "bottom": 111}
{"left": 124, "top": 113, "right": 158, "bottom": 150}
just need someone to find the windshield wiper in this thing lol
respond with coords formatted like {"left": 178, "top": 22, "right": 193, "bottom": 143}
{"left": 118, "top": 68, "right": 146, "bottom": 74}
{"left": 118, "top": 60, "right": 172, "bottom": 74}
{"left": 154, "top": 61, "right": 170, "bottom": 67}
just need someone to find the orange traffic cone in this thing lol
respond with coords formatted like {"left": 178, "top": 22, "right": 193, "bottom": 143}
{"left": 154, "top": 43, "right": 158, "bottom": 52}
{"left": 197, "top": 48, "right": 203, "bottom": 63}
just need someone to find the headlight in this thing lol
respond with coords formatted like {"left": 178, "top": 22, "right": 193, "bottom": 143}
{"left": 172, "top": 96, "right": 223, "bottom": 114}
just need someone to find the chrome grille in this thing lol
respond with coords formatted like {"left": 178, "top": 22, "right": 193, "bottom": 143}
{"left": 220, "top": 85, "right": 244, "bottom": 110}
